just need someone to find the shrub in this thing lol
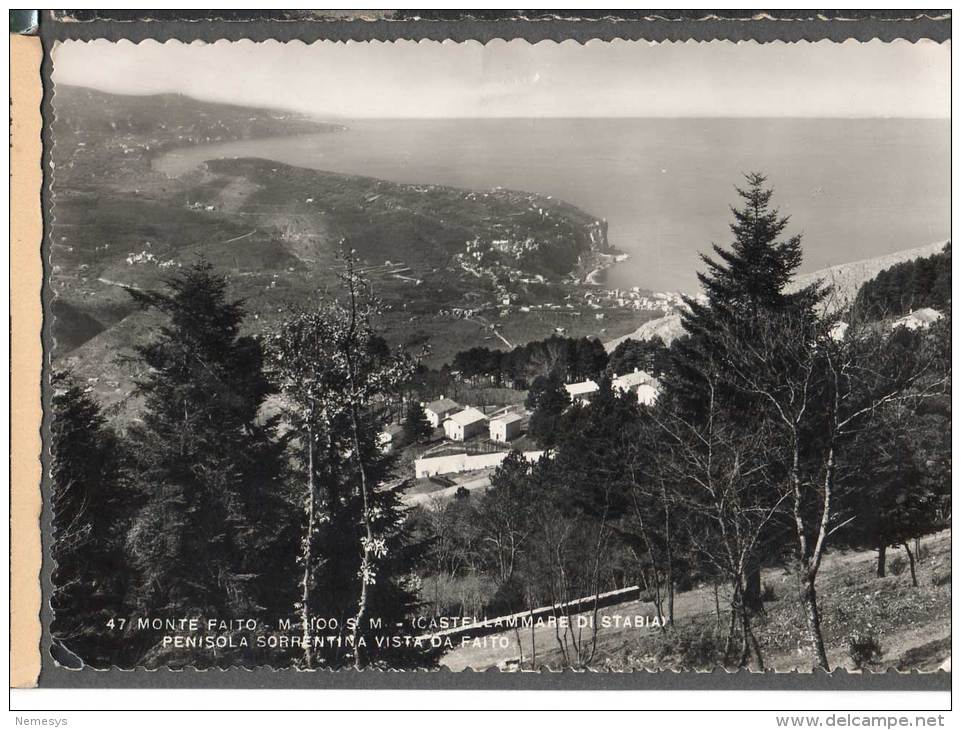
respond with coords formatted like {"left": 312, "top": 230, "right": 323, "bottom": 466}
{"left": 673, "top": 572, "right": 696, "bottom": 593}
{"left": 887, "top": 556, "right": 907, "bottom": 576}
{"left": 485, "top": 576, "right": 527, "bottom": 618}
{"left": 834, "top": 603, "right": 850, "bottom": 624}
{"left": 931, "top": 570, "right": 951, "bottom": 587}
{"left": 848, "top": 631, "right": 883, "bottom": 670}
{"left": 654, "top": 626, "right": 722, "bottom": 670}
{"left": 420, "top": 572, "right": 497, "bottom": 619}
{"left": 760, "top": 582, "right": 777, "bottom": 602}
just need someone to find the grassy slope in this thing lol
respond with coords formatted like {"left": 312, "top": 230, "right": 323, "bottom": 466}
{"left": 440, "top": 529, "right": 951, "bottom": 672}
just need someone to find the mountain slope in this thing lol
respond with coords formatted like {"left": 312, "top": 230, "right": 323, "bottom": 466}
{"left": 52, "top": 84, "right": 338, "bottom": 188}
{"left": 604, "top": 240, "right": 950, "bottom": 351}
{"left": 604, "top": 312, "right": 685, "bottom": 351}
{"left": 788, "top": 240, "right": 949, "bottom": 312}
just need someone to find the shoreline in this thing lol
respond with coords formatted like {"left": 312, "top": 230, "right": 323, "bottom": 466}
{"left": 582, "top": 250, "right": 631, "bottom": 286}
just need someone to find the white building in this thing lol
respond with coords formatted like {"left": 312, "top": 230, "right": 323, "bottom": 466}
{"left": 377, "top": 423, "right": 404, "bottom": 453}
{"left": 612, "top": 368, "right": 653, "bottom": 394}
{"left": 892, "top": 307, "right": 943, "bottom": 331}
{"left": 565, "top": 379, "right": 599, "bottom": 404}
{"left": 444, "top": 407, "right": 489, "bottom": 441}
{"left": 829, "top": 321, "right": 850, "bottom": 341}
{"left": 634, "top": 382, "right": 659, "bottom": 406}
{"left": 489, "top": 413, "right": 524, "bottom": 443}
{"left": 613, "top": 369, "right": 660, "bottom": 406}
{"left": 414, "top": 450, "right": 544, "bottom": 479}
{"left": 423, "top": 397, "right": 460, "bottom": 429}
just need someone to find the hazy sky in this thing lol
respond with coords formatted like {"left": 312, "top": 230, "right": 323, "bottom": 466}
{"left": 53, "top": 39, "right": 949, "bottom": 119}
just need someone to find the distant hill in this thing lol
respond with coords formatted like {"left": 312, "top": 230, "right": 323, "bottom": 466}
{"left": 852, "top": 243, "right": 950, "bottom": 319}
{"left": 604, "top": 240, "right": 950, "bottom": 351}
{"left": 49, "top": 87, "right": 621, "bottom": 416}
{"left": 788, "top": 240, "right": 949, "bottom": 313}
{"left": 52, "top": 84, "right": 339, "bottom": 189}
{"left": 53, "top": 85, "right": 334, "bottom": 148}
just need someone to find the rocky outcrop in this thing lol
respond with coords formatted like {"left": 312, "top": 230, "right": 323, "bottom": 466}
{"left": 604, "top": 312, "right": 685, "bottom": 352}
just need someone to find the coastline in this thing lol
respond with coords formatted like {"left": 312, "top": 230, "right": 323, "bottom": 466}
{"left": 146, "top": 118, "right": 949, "bottom": 295}
{"left": 582, "top": 250, "right": 631, "bottom": 287}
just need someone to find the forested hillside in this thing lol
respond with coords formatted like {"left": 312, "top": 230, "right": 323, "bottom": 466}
{"left": 51, "top": 173, "right": 951, "bottom": 673}
{"left": 854, "top": 243, "right": 951, "bottom": 319}
{"left": 410, "top": 174, "right": 952, "bottom": 672}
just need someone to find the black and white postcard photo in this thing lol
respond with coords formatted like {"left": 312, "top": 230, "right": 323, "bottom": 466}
{"left": 7, "top": 8, "right": 954, "bottom": 719}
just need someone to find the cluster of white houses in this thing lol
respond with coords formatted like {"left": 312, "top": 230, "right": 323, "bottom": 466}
{"left": 404, "top": 371, "right": 661, "bottom": 482}
{"left": 563, "top": 368, "right": 660, "bottom": 407}
{"left": 384, "top": 370, "right": 661, "bottom": 461}
{"left": 417, "top": 369, "right": 658, "bottom": 447}
{"left": 422, "top": 398, "right": 525, "bottom": 443}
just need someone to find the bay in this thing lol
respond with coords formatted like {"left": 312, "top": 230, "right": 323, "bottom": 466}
{"left": 155, "top": 118, "right": 949, "bottom": 293}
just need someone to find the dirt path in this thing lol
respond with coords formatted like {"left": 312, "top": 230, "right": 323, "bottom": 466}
{"left": 404, "top": 472, "right": 492, "bottom": 507}
{"left": 223, "top": 229, "right": 256, "bottom": 244}
{"left": 467, "top": 314, "right": 514, "bottom": 349}
{"left": 97, "top": 277, "right": 143, "bottom": 292}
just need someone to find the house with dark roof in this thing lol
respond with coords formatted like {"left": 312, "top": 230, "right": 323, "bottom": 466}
{"left": 423, "top": 397, "right": 460, "bottom": 428}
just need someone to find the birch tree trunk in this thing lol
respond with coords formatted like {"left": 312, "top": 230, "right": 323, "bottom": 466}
{"left": 346, "top": 397, "right": 373, "bottom": 669}
{"left": 744, "top": 558, "right": 762, "bottom": 612}
{"left": 903, "top": 542, "right": 919, "bottom": 588}
{"left": 300, "top": 420, "right": 316, "bottom": 669}
{"left": 661, "top": 480, "right": 675, "bottom": 626}
{"left": 800, "top": 569, "right": 829, "bottom": 670}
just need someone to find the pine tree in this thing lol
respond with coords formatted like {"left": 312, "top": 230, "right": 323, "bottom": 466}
{"left": 524, "top": 373, "right": 553, "bottom": 410}
{"left": 701, "top": 173, "right": 809, "bottom": 310}
{"left": 122, "top": 261, "right": 292, "bottom": 666}
{"left": 527, "top": 372, "right": 570, "bottom": 449}
{"left": 670, "top": 172, "right": 824, "bottom": 412}
{"left": 837, "top": 328, "right": 950, "bottom": 584}
{"left": 50, "top": 371, "right": 131, "bottom": 668}
{"left": 666, "top": 173, "right": 824, "bottom": 612}
{"left": 570, "top": 337, "right": 609, "bottom": 381}
{"left": 607, "top": 336, "right": 670, "bottom": 377}
{"left": 402, "top": 401, "right": 432, "bottom": 445}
